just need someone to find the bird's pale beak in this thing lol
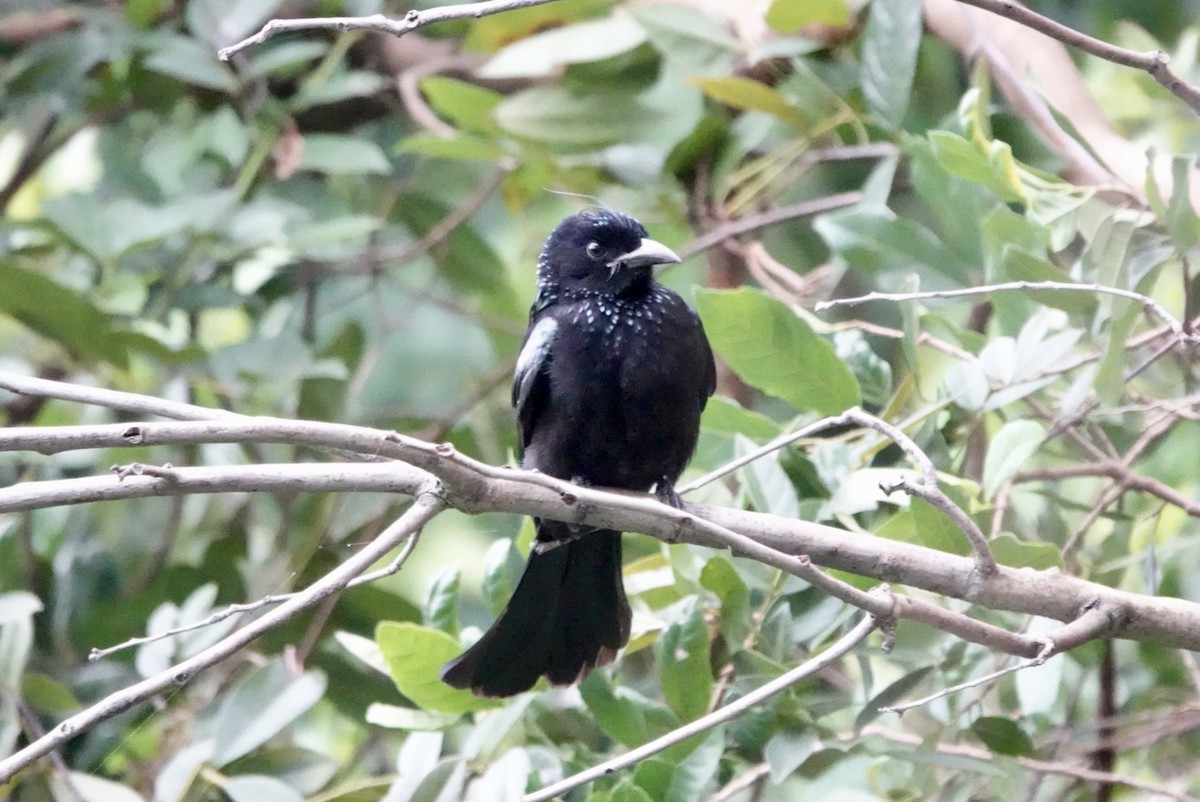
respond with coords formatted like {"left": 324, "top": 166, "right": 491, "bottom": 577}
{"left": 609, "top": 238, "right": 681, "bottom": 273}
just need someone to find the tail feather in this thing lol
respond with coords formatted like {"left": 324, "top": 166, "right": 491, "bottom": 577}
{"left": 441, "top": 522, "right": 630, "bottom": 697}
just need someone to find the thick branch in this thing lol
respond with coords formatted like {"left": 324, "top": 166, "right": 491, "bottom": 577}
{"left": 3, "top": 423, "right": 1200, "bottom": 651}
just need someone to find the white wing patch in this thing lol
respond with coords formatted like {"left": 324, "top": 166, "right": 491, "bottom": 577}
{"left": 514, "top": 316, "right": 558, "bottom": 410}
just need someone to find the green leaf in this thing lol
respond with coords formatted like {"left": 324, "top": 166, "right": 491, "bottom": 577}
{"left": 0, "top": 591, "right": 42, "bottom": 625}
{"left": 999, "top": 248, "right": 1096, "bottom": 315}
{"left": 0, "top": 262, "right": 129, "bottom": 368}
{"left": 393, "top": 195, "right": 513, "bottom": 301}
{"left": 21, "top": 673, "right": 79, "bottom": 716}
{"left": 765, "top": 0, "right": 851, "bottom": 32}
{"left": 210, "top": 660, "right": 326, "bottom": 766}
{"left": 763, "top": 730, "right": 818, "bottom": 783}
{"left": 610, "top": 781, "right": 656, "bottom": 802}
{"left": 481, "top": 538, "right": 524, "bottom": 618}
{"left": 1166, "top": 154, "right": 1200, "bottom": 252}
{"left": 56, "top": 775, "right": 147, "bottom": 802}
{"left": 479, "top": 13, "right": 648, "bottom": 79}
{"left": 991, "top": 534, "right": 1063, "bottom": 570}
{"left": 631, "top": 5, "right": 741, "bottom": 77}
{"left": 834, "top": 330, "right": 893, "bottom": 408}
{"left": 861, "top": 0, "right": 921, "bottom": 129}
{"left": 242, "top": 41, "right": 329, "bottom": 79}
{"left": 399, "top": 133, "right": 506, "bottom": 162}
{"left": 144, "top": 36, "right": 238, "bottom": 92}
{"left": 855, "top": 665, "right": 934, "bottom": 730}
{"left": 579, "top": 671, "right": 653, "bottom": 748}
{"left": 815, "top": 206, "right": 974, "bottom": 283}
{"left": 694, "top": 287, "right": 860, "bottom": 415}
{"left": 186, "top": 0, "right": 283, "bottom": 48}
{"left": 700, "top": 557, "right": 750, "bottom": 645}
{"left": 911, "top": 498, "right": 972, "bottom": 556}
{"left": 365, "top": 703, "right": 459, "bottom": 731}
{"left": 970, "top": 716, "right": 1034, "bottom": 757}
{"left": 422, "top": 565, "right": 460, "bottom": 636}
{"left": 496, "top": 86, "right": 662, "bottom": 147}
{"left": 928, "top": 131, "right": 1025, "bottom": 203}
{"left": 735, "top": 434, "right": 801, "bottom": 518}
{"left": 982, "top": 420, "right": 1045, "bottom": 499}
{"left": 655, "top": 602, "right": 713, "bottom": 721}
{"left": 691, "top": 76, "right": 808, "bottom": 129}
{"left": 700, "top": 396, "right": 782, "bottom": 440}
{"left": 377, "top": 621, "right": 499, "bottom": 714}
{"left": 662, "top": 727, "right": 724, "bottom": 802}
{"left": 297, "top": 134, "right": 390, "bottom": 175}
{"left": 290, "top": 70, "right": 390, "bottom": 111}
{"left": 419, "top": 77, "right": 503, "bottom": 133}
{"left": 223, "top": 775, "right": 303, "bottom": 802}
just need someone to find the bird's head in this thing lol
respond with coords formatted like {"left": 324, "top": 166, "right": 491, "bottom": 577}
{"left": 537, "top": 209, "right": 680, "bottom": 298}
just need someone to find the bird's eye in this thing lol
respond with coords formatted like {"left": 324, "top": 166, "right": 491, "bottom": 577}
{"left": 585, "top": 241, "right": 604, "bottom": 261}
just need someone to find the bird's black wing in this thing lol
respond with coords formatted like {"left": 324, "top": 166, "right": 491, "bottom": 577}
{"left": 511, "top": 311, "right": 558, "bottom": 454}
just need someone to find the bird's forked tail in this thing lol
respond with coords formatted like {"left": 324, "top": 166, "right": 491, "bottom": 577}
{"left": 440, "top": 522, "right": 630, "bottom": 697}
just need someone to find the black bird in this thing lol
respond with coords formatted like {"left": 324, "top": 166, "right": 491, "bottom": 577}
{"left": 440, "top": 209, "right": 716, "bottom": 697}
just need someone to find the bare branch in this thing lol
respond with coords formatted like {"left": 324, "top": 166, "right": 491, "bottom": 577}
{"left": 217, "top": 0, "right": 563, "bottom": 61}
{"left": 854, "top": 724, "right": 1200, "bottom": 802}
{"left": 816, "top": 281, "right": 1197, "bottom": 346}
{"left": 0, "top": 370, "right": 237, "bottom": 421}
{"left": 4, "top": 417, "right": 1200, "bottom": 651}
{"left": 1016, "top": 462, "right": 1200, "bottom": 518}
{"left": 521, "top": 613, "right": 879, "bottom": 802}
{"left": 90, "top": 514, "right": 424, "bottom": 660}
{"left": 0, "top": 493, "right": 446, "bottom": 783}
{"left": 881, "top": 601, "right": 1124, "bottom": 714}
{"left": 841, "top": 407, "right": 998, "bottom": 577}
{"left": 679, "top": 192, "right": 863, "bottom": 261}
{"left": 950, "top": 0, "right": 1200, "bottom": 117}
{"left": 881, "top": 641, "right": 1054, "bottom": 715}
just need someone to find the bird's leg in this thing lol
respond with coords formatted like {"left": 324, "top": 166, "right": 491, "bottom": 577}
{"left": 655, "top": 478, "right": 685, "bottom": 510}
{"left": 533, "top": 476, "right": 596, "bottom": 554}
{"left": 532, "top": 525, "right": 595, "bottom": 554}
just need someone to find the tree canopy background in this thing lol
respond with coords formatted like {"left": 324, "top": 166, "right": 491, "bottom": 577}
{"left": 3, "top": 1, "right": 1200, "bottom": 800}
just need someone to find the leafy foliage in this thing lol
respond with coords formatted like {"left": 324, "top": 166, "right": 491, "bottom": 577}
{"left": 3, "top": 1, "right": 1200, "bottom": 800}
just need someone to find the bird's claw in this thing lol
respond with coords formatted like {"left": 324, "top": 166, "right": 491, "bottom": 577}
{"left": 655, "top": 480, "right": 685, "bottom": 510}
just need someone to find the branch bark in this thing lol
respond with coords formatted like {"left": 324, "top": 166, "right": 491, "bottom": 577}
{"left": 2, "top": 419, "right": 1200, "bottom": 651}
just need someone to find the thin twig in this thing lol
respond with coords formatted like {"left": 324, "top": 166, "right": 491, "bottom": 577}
{"left": 816, "top": 281, "right": 1197, "bottom": 345}
{"left": 89, "top": 517, "right": 424, "bottom": 660}
{"left": 881, "top": 601, "right": 1125, "bottom": 714}
{"left": 0, "top": 493, "right": 446, "bottom": 783}
{"left": 1015, "top": 462, "right": 1200, "bottom": 518}
{"left": 950, "top": 0, "right": 1200, "bottom": 116}
{"left": 678, "top": 192, "right": 863, "bottom": 261}
{"left": 707, "top": 763, "right": 771, "bottom": 802}
{"left": 218, "top": 0, "right": 563, "bottom": 60}
{"left": 881, "top": 640, "right": 1054, "bottom": 715}
{"left": 0, "top": 370, "right": 239, "bottom": 421}
{"left": 842, "top": 407, "right": 999, "bottom": 577}
{"left": 853, "top": 725, "right": 1200, "bottom": 802}
{"left": 520, "top": 613, "right": 879, "bottom": 802}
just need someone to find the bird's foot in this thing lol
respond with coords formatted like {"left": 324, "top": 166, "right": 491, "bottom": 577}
{"left": 655, "top": 479, "right": 685, "bottom": 510}
{"left": 533, "top": 524, "right": 592, "bottom": 554}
